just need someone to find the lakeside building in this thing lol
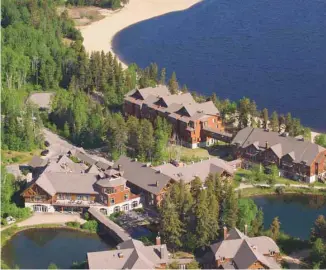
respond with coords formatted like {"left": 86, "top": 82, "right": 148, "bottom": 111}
{"left": 203, "top": 227, "right": 281, "bottom": 269}
{"left": 22, "top": 150, "right": 141, "bottom": 214}
{"left": 123, "top": 86, "right": 229, "bottom": 148}
{"left": 231, "top": 127, "right": 326, "bottom": 183}
{"left": 87, "top": 237, "right": 193, "bottom": 270}
{"left": 113, "top": 156, "right": 235, "bottom": 207}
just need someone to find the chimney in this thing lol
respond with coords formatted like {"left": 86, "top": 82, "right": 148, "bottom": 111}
{"left": 160, "top": 246, "right": 165, "bottom": 259}
{"left": 244, "top": 224, "right": 248, "bottom": 235}
{"left": 118, "top": 252, "right": 124, "bottom": 258}
{"left": 223, "top": 226, "right": 228, "bottom": 240}
{"left": 156, "top": 234, "right": 161, "bottom": 246}
{"left": 156, "top": 180, "right": 159, "bottom": 187}
{"left": 265, "top": 141, "right": 269, "bottom": 149}
{"left": 118, "top": 164, "right": 122, "bottom": 171}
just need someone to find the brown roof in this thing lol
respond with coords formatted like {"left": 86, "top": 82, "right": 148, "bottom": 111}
{"left": 210, "top": 228, "right": 280, "bottom": 269}
{"left": 114, "top": 156, "right": 172, "bottom": 195}
{"left": 28, "top": 156, "right": 48, "bottom": 168}
{"left": 155, "top": 157, "right": 234, "bottom": 183}
{"left": 35, "top": 172, "right": 98, "bottom": 196}
{"left": 87, "top": 238, "right": 169, "bottom": 270}
{"left": 232, "top": 127, "right": 325, "bottom": 165}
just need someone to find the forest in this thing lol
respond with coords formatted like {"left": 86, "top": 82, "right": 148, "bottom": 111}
{"left": 1, "top": 0, "right": 320, "bottom": 161}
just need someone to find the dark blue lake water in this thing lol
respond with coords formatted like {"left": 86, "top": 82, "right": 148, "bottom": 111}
{"left": 1, "top": 228, "right": 115, "bottom": 269}
{"left": 113, "top": 0, "right": 326, "bottom": 131}
{"left": 253, "top": 194, "right": 326, "bottom": 240}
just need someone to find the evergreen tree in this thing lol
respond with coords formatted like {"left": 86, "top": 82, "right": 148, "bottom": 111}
{"left": 262, "top": 108, "right": 269, "bottom": 129}
{"left": 222, "top": 184, "right": 238, "bottom": 228}
{"left": 270, "top": 217, "right": 280, "bottom": 241}
{"left": 63, "top": 122, "right": 70, "bottom": 138}
{"left": 194, "top": 189, "right": 210, "bottom": 247}
{"left": 270, "top": 111, "right": 279, "bottom": 132}
{"left": 160, "top": 194, "right": 184, "bottom": 250}
{"left": 138, "top": 119, "right": 154, "bottom": 161}
{"left": 168, "top": 72, "right": 179, "bottom": 94}
{"left": 285, "top": 113, "right": 293, "bottom": 132}
{"left": 311, "top": 215, "right": 326, "bottom": 242}
{"left": 206, "top": 179, "right": 219, "bottom": 241}
{"left": 181, "top": 84, "right": 188, "bottom": 93}
{"left": 190, "top": 177, "right": 202, "bottom": 199}
{"left": 236, "top": 198, "right": 258, "bottom": 234}
{"left": 251, "top": 208, "right": 264, "bottom": 236}
{"left": 159, "top": 68, "right": 166, "bottom": 85}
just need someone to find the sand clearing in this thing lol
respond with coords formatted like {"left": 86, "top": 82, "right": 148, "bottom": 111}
{"left": 80, "top": 0, "right": 201, "bottom": 67}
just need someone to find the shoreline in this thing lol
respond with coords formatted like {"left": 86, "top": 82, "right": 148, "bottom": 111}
{"left": 80, "top": 0, "right": 202, "bottom": 68}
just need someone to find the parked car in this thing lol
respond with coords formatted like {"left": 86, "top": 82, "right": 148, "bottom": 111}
{"left": 44, "top": 140, "right": 50, "bottom": 147}
{"left": 41, "top": 149, "right": 49, "bottom": 156}
{"left": 6, "top": 216, "right": 16, "bottom": 225}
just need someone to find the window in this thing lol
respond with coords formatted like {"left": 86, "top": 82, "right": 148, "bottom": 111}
{"left": 82, "top": 195, "right": 89, "bottom": 201}
{"left": 58, "top": 194, "right": 63, "bottom": 200}
{"left": 123, "top": 204, "right": 129, "bottom": 211}
{"left": 77, "top": 195, "right": 82, "bottom": 200}
{"left": 179, "top": 264, "right": 186, "bottom": 270}
{"left": 269, "top": 250, "right": 275, "bottom": 256}
{"left": 132, "top": 201, "right": 138, "bottom": 208}
{"left": 110, "top": 198, "right": 115, "bottom": 205}
{"left": 220, "top": 257, "right": 225, "bottom": 262}
{"left": 213, "top": 118, "right": 216, "bottom": 123}
{"left": 124, "top": 193, "right": 129, "bottom": 201}
{"left": 114, "top": 206, "right": 120, "bottom": 213}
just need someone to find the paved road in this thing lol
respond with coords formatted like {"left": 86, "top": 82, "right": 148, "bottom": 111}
{"left": 235, "top": 183, "right": 326, "bottom": 191}
{"left": 1, "top": 213, "right": 86, "bottom": 231}
{"left": 43, "top": 128, "right": 76, "bottom": 159}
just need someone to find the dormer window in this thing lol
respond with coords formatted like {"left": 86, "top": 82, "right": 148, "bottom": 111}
{"left": 269, "top": 250, "right": 275, "bottom": 256}
{"left": 220, "top": 257, "right": 225, "bottom": 262}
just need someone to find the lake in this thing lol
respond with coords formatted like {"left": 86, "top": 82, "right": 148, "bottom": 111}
{"left": 113, "top": 0, "right": 326, "bottom": 131}
{"left": 253, "top": 194, "right": 326, "bottom": 240}
{"left": 1, "top": 228, "right": 115, "bottom": 269}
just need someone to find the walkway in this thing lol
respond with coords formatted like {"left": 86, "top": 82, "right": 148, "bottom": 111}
{"left": 1, "top": 212, "right": 86, "bottom": 231}
{"left": 88, "top": 207, "right": 131, "bottom": 242}
{"left": 235, "top": 183, "right": 326, "bottom": 191}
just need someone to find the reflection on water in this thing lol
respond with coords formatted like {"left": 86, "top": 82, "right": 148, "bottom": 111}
{"left": 253, "top": 194, "right": 326, "bottom": 240}
{"left": 2, "top": 228, "right": 115, "bottom": 269}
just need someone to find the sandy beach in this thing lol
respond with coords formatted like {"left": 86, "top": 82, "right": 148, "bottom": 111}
{"left": 80, "top": 0, "right": 201, "bottom": 67}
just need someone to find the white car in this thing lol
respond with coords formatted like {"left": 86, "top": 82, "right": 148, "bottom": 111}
{"left": 6, "top": 216, "right": 16, "bottom": 225}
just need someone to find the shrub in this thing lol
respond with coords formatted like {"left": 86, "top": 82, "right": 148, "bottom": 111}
{"left": 133, "top": 208, "right": 144, "bottom": 213}
{"left": 83, "top": 212, "right": 90, "bottom": 221}
{"left": 81, "top": 220, "right": 98, "bottom": 233}
{"left": 48, "top": 262, "right": 58, "bottom": 269}
{"left": 1, "top": 218, "right": 8, "bottom": 226}
{"left": 275, "top": 186, "right": 285, "bottom": 195}
{"left": 66, "top": 221, "right": 81, "bottom": 228}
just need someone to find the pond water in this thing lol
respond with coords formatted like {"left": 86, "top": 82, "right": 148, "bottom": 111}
{"left": 253, "top": 194, "right": 326, "bottom": 240}
{"left": 1, "top": 228, "right": 116, "bottom": 269}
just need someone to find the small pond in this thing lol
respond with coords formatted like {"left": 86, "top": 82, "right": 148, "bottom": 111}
{"left": 1, "top": 228, "right": 116, "bottom": 269}
{"left": 253, "top": 194, "right": 326, "bottom": 240}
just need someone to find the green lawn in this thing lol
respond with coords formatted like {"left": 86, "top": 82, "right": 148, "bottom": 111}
{"left": 167, "top": 145, "right": 211, "bottom": 163}
{"left": 1, "top": 149, "right": 41, "bottom": 165}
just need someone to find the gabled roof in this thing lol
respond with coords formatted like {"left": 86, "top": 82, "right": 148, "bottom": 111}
{"left": 210, "top": 228, "right": 280, "bottom": 269}
{"left": 35, "top": 172, "right": 98, "bottom": 195}
{"left": 28, "top": 156, "right": 48, "bottom": 168}
{"left": 155, "top": 157, "right": 234, "bottom": 184}
{"left": 95, "top": 159, "right": 113, "bottom": 171}
{"left": 232, "top": 127, "right": 325, "bottom": 164}
{"left": 226, "top": 228, "right": 247, "bottom": 240}
{"left": 128, "top": 86, "right": 170, "bottom": 101}
{"left": 114, "top": 156, "right": 172, "bottom": 195}
{"left": 73, "top": 150, "right": 97, "bottom": 165}
{"left": 87, "top": 165, "right": 101, "bottom": 174}
{"left": 87, "top": 238, "right": 169, "bottom": 270}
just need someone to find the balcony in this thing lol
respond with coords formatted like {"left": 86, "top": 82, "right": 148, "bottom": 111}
{"left": 53, "top": 199, "right": 102, "bottom": 207}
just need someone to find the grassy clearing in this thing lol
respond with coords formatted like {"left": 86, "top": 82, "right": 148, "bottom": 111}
{"left": 167, "top": 145, "right": 211, "bottom": 162}
{"left": 1, "top": 149, "right": 41, "bottom": 165}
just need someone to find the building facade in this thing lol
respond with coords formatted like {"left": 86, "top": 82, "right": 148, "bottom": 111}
{"left": 124, "top": 86, "right": 225, "bottom": 148}
{"left": 22, "top": 151, "right": 142, "bottom": 215}
{"left": 232, "top": 127, "right": 326, "bottom": 183}
{"left": 204, "top": 228, "right": 281, "bottom": 269}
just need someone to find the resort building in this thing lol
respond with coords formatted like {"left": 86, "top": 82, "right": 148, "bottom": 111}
{"left": 87, "top": 238, "right": 169, "bottom": 269}
{"left": 22, "top": 151, "right": 141, "bottom": 214}
{"left": 114, "top": 156, "right": 236, "bottom": 207}
{"left": 124, "top": 86, "right": 228, "bottom": 148}
{"left": 204, "top": 227, "right": 281, "bottom": 269}
{"left": 232, "top": 127, "right": 326, "bottom": 183}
